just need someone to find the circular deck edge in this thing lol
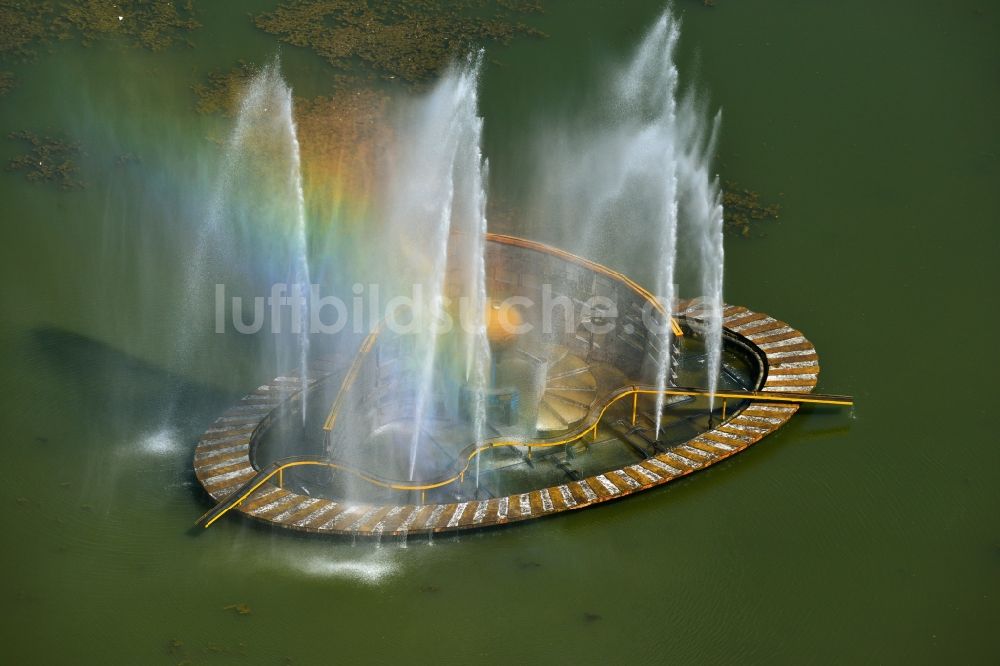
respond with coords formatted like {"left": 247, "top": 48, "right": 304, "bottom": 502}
{"left": 193, "top": 301, "right": 819, "bottom": 536}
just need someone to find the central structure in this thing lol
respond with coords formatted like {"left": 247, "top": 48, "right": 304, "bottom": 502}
{"left": 194, "top": 234, "right": 850, "bottom": 536}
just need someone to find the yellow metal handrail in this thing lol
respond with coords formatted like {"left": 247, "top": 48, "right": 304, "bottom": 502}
{"left": 200, "top": 385, "right": 852, "bottom": 528}
{"left": 322, "top": 323, "right": 381, "bottom": 432}
{"left": 486, "top": 233, "right": 685, "bottom": 337}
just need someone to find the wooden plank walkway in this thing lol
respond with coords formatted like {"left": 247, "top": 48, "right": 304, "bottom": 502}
{"left": 193, "top": 302, "right": 818, "bottom": 536}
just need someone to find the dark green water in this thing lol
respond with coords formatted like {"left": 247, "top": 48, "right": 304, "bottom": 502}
{"left": 1, "top": 1, "right": 997, "bottom": 663}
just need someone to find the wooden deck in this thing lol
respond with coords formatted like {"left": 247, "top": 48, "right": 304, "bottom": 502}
{"left": 193, "top": 302, "right": 819, "bottom": 536}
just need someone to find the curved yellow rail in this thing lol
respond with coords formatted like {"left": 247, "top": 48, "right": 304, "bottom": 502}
{"left": 486, "top": 233, "right": 684, "bottom": 336}
{"left": 326, "top": 385, "right": 851, "bottom": 493}
{"left": 322, "top": 323, "right": 381, "bottom": 431}
{"left": 203, "top": 385, "right": 852, "bottom": 528}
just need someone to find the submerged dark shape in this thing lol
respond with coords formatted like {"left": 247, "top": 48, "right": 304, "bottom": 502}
{"left": 223, "top": 603, "right": 252, "bottom": 616}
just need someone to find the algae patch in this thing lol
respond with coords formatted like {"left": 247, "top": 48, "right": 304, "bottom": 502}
{"left": 722, "top": 181, "right": 782, "bottom": 237}
{"left": 254, "top": 0, "right": 545, "bottom": 85}
{"left": 58, "top": 0, "right": 200, "bottom": 51}
{"left": 191, "top": 60, "right": 260, "bottom": 117}
{"left": 7, "top": 130, "right": 84, "bottom": 190}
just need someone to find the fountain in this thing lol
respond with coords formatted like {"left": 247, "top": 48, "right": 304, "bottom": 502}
{"left": 192, "top": 10, "right": 852, "bottom": 536}
{"left": 181, "top": 57, "right": 313, "bottom": 433}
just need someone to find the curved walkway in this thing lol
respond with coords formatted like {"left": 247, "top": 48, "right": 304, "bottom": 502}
{"left": 193, "top": 300, "right": 822, "bottom": 536}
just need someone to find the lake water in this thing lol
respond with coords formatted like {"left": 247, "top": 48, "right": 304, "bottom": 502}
{"left": 0, "top": 1, "right": 997, "bottom": 663}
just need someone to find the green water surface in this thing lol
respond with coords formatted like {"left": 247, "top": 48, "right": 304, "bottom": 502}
{"left": 0, "top": 1, "right": 997, "bottom": 664}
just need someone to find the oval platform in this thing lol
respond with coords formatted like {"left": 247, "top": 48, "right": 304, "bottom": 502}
{"left": 193, "top": 299, "right": 821, "bottom": 537}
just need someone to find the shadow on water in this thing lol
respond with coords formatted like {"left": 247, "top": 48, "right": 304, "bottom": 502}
{"left": 25, "top": 326, "right": 236, "bottom": 512}
{"left": 28, "top": 325, "right": 233, "bottom": 427}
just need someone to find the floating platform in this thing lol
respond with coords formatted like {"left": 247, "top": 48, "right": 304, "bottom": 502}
{"left": 194, "top": 297, "right": 825, "bottom": 537}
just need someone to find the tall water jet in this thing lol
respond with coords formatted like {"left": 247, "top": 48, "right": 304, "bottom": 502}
{"left": 453, "top": 144, "right": 491, "bottom": 491}
{"left": 678, "top": 97, "right": 724, "bottom": 407}
{"left": 528, "top": 7, "right": 723, "bottom": 432}
{"left": 183, "top": 58, "right": 312, "bottom": 425}
{"left": 283, "top": 79, "right": 313, "bottom": 423}
{"left": 375, "top": 54, "right": 491, "bottom": 483}
{"left": 529, "top": 11, "right": 683, "bottom": 436}
{"left": 620, "top": 13, "right": 682, "bottom": 437}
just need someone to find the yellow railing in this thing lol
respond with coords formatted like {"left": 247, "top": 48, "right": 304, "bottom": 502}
{"left": 199, "top": 385, "right": 852, "bottom": 528}
{"left": 486, "top": 233, "right": 685, "bottom": 337}
{"left": 322, "top": 323, "right": 381, "bottom": 432}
